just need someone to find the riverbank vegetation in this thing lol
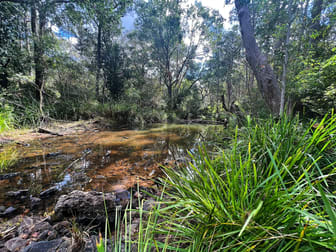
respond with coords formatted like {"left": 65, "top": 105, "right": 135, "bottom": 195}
{"left": 1, "top": 0, "right": 335, "bottom": 127}
{"left": 97, "top": 113, "right": 336, "bottom": 251}
{"left": 1, "top": 0, "right": 336, "bottom": 251}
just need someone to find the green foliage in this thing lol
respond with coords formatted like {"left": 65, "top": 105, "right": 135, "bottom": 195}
{"left": 103, "top": 43, "right": 127, "bottom": 99}
{"left": 295, "top": 54, "right": 336, "bottom": 115}
{"left": 0, "top": 105, "right": 15, "bottom": 133}
{"left": 0, "top": 146, "right": 18, "bottom": 172}
{"left": 154, "top": 112, "right": 336, "bottom": 251}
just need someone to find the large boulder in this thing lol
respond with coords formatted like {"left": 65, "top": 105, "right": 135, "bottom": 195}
{"left": 54, "top": 190, "right": 117, "bottom": 227}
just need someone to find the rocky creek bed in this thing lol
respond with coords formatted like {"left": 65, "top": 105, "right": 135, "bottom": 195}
{"left": 0, "top": 187, "right": 159, "bottom": 252}
{"left": 0, "top": 122, "right": 223, "bottom": 251}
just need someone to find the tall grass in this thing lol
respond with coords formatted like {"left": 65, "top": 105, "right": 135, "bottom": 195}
{"left": 0, "top": 146, "right": 18, "bottom": 172}
{"left": 96, "top": 112, "right": 336, "bottom": 251}
{"left": 155, "top": 112, "right": 336, "bottom": 251}
{"left": 97, "top": 185, "right": 169, "bottom": 252}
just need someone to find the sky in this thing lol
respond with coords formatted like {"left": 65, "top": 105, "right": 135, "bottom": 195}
{"left": 54, "top": 1, "right": 234, "bottom": 43}
{"left": 122, "top": 0, "right": 234, "bottom": 31}
{"left": 191, "top": 0, "right": 233, "bottom": 24}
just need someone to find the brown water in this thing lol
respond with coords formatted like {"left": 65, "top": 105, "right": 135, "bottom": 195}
{"left": 0, "top": 124, "right": 223, "bottom": 214}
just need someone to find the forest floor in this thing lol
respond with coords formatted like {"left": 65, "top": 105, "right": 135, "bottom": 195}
{"left": 0, "top": 119, "right": 104, "bottom": 146}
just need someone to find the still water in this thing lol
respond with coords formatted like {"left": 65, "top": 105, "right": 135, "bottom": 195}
{"left": 0, "top": 124, "right": 224, "bottom": 214}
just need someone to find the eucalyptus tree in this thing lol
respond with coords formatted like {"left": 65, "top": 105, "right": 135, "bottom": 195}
{"left": 203, "top": 8, "right": 243, "bottom": 115}
{"left": 134, "top": 0, "right": 208, "bottom": 111}
{"left": 79, "top": 0, "right": 131, "bottom": 99}
{"left": 232, "top": 0, "right": 281, "bottom": 115}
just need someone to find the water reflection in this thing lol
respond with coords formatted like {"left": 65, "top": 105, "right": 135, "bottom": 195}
{"left": 0, "top": 124, "right": 224, "bottom": 211}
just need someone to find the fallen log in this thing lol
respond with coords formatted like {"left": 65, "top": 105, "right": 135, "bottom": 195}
{"left": 37, "top": 128, "right": 63, "bottom": 136}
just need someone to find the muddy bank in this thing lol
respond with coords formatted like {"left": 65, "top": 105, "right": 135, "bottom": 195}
{"left": 0, "top": 120, "right": 102, "bottom": 146}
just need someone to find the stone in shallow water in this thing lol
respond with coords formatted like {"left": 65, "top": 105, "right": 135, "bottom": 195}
{"left": 5, "top": 189, "right": 29, "bottom": 198}
{"left": 30, "top": 196, "right": 41, "bottom": 209}
{"left": 1, "top": 206, "right": 17, "bottom": 217}
{"left": 0, "top": 172, "right": 20, "bottom": 180}
{"left": 39, "top": 186, "right": 58, "bottom": 198}
{"left": 54, "top": 190, "right": 116, "bottom": 227}
{"left": 0, "top": 205, "right": 5, "bottom": 212}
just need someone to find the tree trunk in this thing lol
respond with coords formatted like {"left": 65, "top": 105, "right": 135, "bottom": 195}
{"left": 31, "top": 2, "right": 46, "bottom": 120}
{"left": 235, "top": 0, "right": 281, "bottom": 115}
{"left": 280, "top": 2, "right": 295, "bottom": 116}
{"left": 96, "top": 22, "right": 102, "bottom": 99}
{"left": 31, "top": 4, "right": 44, "bottom": 100}
{"left": 167, "top": 84, "right": 173, "bottom": 110}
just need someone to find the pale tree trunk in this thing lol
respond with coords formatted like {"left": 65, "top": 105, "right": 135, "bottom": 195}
{"left": 235, "top": 0, "right": 281, "bottom": 115}
{"left": 280, "top": 3, "right": 296, "bottom": 116}
{"left": 31, "top": 2, "right": 45, "bottom": 119}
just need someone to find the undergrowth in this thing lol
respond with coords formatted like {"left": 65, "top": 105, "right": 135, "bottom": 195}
{"left": 88, "top": 112, "right": 336, "bottom": 251}
{"left": 157, "top": 112, "right": 336, "bottom": 251}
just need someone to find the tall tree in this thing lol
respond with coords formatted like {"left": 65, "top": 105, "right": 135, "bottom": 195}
{"left": 233, "top": 0, "right": 281, "bottom": 114}
{"left": 135, "top": 0, "right": 206, "bottom": 111}
{"left": 80, "top": 0, "right": 131, "bottom": 99}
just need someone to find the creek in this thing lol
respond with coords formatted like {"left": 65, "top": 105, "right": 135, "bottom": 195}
{"left": 0, "top": 124, "right": 224, "bottom": 216}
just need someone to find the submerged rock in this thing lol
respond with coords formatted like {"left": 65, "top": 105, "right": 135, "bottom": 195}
{"left": 0, "top": 172, "right": 20, "bottom": 180}
{"left": 54, "top": 190, "right": 117, "bottom": 227}
{"left": 39, "top": 186, "right": 58, "bottom": 198}
{"left": 46, "top": 151, "right": 62, "bottom": 157}
{"left": 30, "top": 196, "right": 42, "bottom": 209}
{"left": 0, "top": 206, "right": 17, "bottom": 217}
{"left": 5, "top": 189, "right": 29, "bottom": 198}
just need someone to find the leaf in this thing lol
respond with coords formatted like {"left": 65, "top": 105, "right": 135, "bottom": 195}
{"left": 238, "top": 201, "right": 263, "bottom": 237}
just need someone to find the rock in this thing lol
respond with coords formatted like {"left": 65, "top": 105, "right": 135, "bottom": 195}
{"left": 18, "top": 216, "right": 35, "bottom": 235}
{"left": 1, "top": 206, "right": 17, "bottom": 217}
{"left": 95, "top": 175, "right": 106, "bottom": 180}
{"left": 17, "top": 217, "right": 56, "bottom": 242}
{"left": 46, "top": 230, "right": 57, "bottom": 241}
{"left": 0, "top": 172, "right": 20, "bottom": 180}
{"left": 31, "top": 221, "right": 53, "bottom": 235}
{"left": 54, "top": 190, "right": 116, "bottom": 227}
{"left": 30, "top": 196, "right": 41, "bottom": 209}
{"left": 4, "top": 237, "right": 28, "bottom": 251}
{"left": 40, "top": 186, "right": 58, "bottom": 198}
{"left": 52, "top": 221, "right": 70, "bottom": 237}
{"left": 46, "top": 152, "right": 61, "bottom": 157}
{"left": 21, "top": 238, "right": 66, "bottom": 252}
{"left": 0, "top": 205, "right": 6, "bottom": 212}
{"left": 115, "top": 189, "right": 130, "bottom": 208}
{"left": 6, "top": 189, "right": 29, "bottom": 198}
{"left": 37, "top": 230, "right": 49, "bottom": 241}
